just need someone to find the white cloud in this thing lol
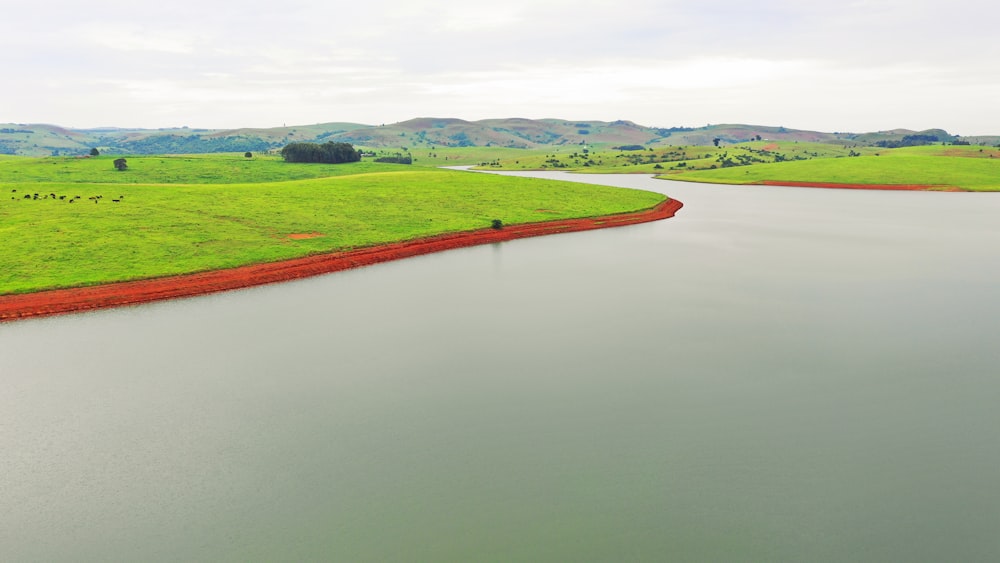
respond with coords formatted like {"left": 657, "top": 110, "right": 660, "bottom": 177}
{"left": 76, "top": 25, "right": 197, "bottom": 54}
{"left": 1, "top": 0, "right": 997, "bottom": 133}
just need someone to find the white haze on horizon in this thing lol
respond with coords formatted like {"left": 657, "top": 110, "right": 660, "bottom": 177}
{"left": 2, "top": 0, "right": 997, "bottom": 135}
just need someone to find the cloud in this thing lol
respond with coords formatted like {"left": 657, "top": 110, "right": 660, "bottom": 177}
{"left": 1, "top": 0, "right": 997, "bottom": 133}
{"left": 75, "top": 24, "right": 197, "bottom": 54}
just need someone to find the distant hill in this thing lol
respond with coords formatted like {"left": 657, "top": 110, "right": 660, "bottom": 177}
{"left": 0, "top": 119, "right": 992, "bottom": 157}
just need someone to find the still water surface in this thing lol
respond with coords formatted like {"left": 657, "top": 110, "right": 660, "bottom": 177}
{"left": 3, "top": 173, "right": 1000, "bottom": 561}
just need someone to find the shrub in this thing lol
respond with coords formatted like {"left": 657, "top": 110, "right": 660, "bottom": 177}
{"left": 374, "top": 154, "right": 412, "bottom": 164}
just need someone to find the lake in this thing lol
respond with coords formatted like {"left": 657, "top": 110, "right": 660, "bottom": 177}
{"left": 2, "top": 172, "right": 999, "bottom": 561}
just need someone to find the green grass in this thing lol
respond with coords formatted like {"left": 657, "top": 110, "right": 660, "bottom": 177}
{"left": 465, "top": 141, "right": 880, "bottom": 174}
{"left": 667, "top": 151, "right": 1000, "bottom": 191}
{"left": 0, "top": 153, "right": 411, "bottom": 184}
{"left": 0, "top": 158, "right": 665, "bottom": 294}
{"left": 888, "top": 145, "right": 1000, "bottom": 158}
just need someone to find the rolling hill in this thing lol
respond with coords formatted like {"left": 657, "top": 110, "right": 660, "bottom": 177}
{"left": 0, "top": 119, "right": 993, "bottom": 157}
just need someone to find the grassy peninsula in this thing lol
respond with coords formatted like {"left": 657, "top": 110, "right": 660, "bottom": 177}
{"left": 460, "top": 142, "right": 1000, "bottom": 192}
{"left": 0, "top": 154, "right": 665, "bottom": 295}
{"left": 665, "top": 145, "right": 1000, "bottom": 191}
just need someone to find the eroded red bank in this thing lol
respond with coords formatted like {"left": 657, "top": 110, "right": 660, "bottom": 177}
{"left": 0, "top": 199, "right": 682, "bottom": 322}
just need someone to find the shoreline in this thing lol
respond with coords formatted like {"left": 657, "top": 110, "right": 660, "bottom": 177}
{"left": 758, "top": 180, "right": 965, "bottom": 191}
{"left": 0, "top": 198, "right": 682, "bottom": 322}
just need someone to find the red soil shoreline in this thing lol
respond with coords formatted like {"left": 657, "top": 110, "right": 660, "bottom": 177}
{"left": 759, "top": 180, "right": 965, "bottom": 191}
{"left": 0, "top": 199, "right": 682, "bottom": 322}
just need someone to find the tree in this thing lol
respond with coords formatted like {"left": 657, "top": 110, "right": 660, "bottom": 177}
{"left": 374, "top": 153, "right": 412, "bottom": 164}
{"left": 280, "top": 141, "right": 360, "bottom": 163}
{"left": 244, "top": 151, "right": 253, "bottom": 158}
{"left": 113, "top": 158, "right": 128, "bottom": 171}
{"left": 89, "top": 148, "right": 100, "bottom": 156}
{"left": 712, "top": 137, "right": 721, "bottom": 147}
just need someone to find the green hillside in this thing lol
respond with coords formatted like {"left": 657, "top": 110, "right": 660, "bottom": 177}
{"left": 668, "top": 146, "right": 1000, "bottom": 191}
{"left": 0, "top": 153, "right": 666, "bottom": 294}
{"left": 4, "top": 119, "right": 995, "bottom": 157}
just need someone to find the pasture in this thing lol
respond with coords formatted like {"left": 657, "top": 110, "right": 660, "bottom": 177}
{"left": 0, "top": 153, "right": 409, "bottom": 184}
{"left": 454, "top": 140, "right": 999, "bottom": 192}
{"left": 0, "top": 155, "right": 665, "bottom": 294}
{"left": 463, "top": 141, "right": 881, "bottom": 174}
{"left": 668, "top": 148, "right": 1000, "bottom": 191}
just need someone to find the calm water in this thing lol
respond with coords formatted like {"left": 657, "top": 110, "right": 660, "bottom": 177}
{"left": 2, "top": 173, "right": 1000, "bottom": 561}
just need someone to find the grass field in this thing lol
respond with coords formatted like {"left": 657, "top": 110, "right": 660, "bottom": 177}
{"left": 668, "top": 150, "right": 1000, "bottom": 191}
{"left": 0, "top": 155, "right": 665, "bottom": 294}
{"left": 453, "top": 141, "right": 1000, "bottom": 192}
{"left": 0, "top": 153, "right": 413, "bottom": 184}
{"left": 462, "top": 141, "right": 882, "bottom": 174}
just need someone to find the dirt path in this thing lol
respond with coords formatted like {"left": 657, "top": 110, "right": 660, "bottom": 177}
{"left": 0, "top": 199, "right": 682, "bottom": 322}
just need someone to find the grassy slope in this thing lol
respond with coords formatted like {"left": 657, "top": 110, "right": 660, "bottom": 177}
{"left": 0, "top": 154, "right": 410, "bottom": 184}
{"left": 667, "top": 147, "right": 1000, "bottom": 191}
{"left": 394, "top": 143, "right": 1000, "bottom": 191}
{"left": 460, "top": 141, "right": 880, "bottom": 173}
{"left": 0, "top": 156, "right": 665, "bottom": 294}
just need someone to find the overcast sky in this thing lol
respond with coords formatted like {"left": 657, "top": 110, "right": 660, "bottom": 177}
{"left": 3, "top": 0, "right": 997, "bottom": 134}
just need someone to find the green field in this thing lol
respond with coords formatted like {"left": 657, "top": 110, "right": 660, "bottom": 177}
{"left": 0, "top": 153, "right": 414, "bottom": 184}
{"left": 457, "top": 141, "right": 1000, "bottom": 192}
{"left": 0, "top": 154, "right": 665, "bottom": 294}
{"left": 668, "top": 147, "right": 1000, "bottom": 191}
{"left": 466, "top": 141, "right": 883, "bottom": 174}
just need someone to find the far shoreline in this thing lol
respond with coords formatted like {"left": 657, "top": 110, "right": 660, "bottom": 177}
{"left": 0, "top": 199, "right": 682, "bottom": 322}
{"left": 757, "top": 180, "right": 966, "bottom": 191}
{"left": 658, "top": 176, "right": 969, "bottom": 191}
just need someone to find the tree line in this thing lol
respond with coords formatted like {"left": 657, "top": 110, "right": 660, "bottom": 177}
{"left": 280, "top": 141, "right": 361, "bottom": 163}
{"left": 874, "top": 134, "right": 944, "bottom": 149}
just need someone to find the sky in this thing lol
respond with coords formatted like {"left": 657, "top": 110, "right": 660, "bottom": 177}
{"left": 3, "top": 0, "right": 998, "bottom": 134}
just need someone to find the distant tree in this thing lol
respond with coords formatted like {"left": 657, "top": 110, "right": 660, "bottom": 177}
{"left": 280, "top": 141, "right": 360, "bottom": 163}
{"left": 89, "top": 147, "right": 100, "bottom": 156}
{"left": 491, "top": 219, "right": 504, "bottom": 230}
{"left": 712, "top": 137, "right": 721, "bottom": 147}
{"left": 374, "top": 153, "right": 412, "bottom": 164}
{"left": 244, "top": 151, "right": 253, "bottom": 158}
{"left": 113, "top": 158, "right": 128, "bottom": 171}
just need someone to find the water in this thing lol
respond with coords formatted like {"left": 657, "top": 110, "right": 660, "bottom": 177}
{"left": 3, "top": 174, "right": 1000, "bottom": 561}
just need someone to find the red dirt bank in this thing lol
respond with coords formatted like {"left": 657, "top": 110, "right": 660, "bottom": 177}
{"left": 0, "top": 199, "right": 682, "bottom": 322}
